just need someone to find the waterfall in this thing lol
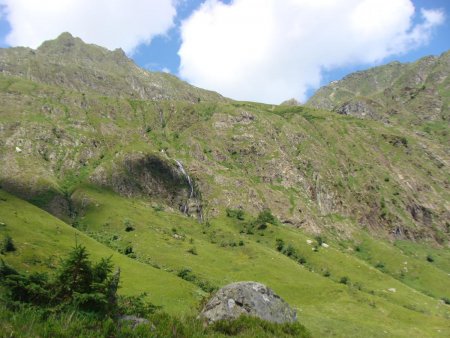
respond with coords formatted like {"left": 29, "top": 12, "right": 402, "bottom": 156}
{"left": 174, "top": 159, "right": 203, "bottom": 221}
{"left": 175, "top": 160, "right": 194, "bottom": 199}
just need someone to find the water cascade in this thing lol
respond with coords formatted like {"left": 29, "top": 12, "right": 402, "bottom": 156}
{"left": 175, "top": 160, "right": 195, "bottom": 214}
{"left": 175, "top": 160, "right": 194, "bottom": 199}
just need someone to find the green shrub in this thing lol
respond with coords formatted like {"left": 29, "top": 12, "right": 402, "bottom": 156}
{"left": 187, "top": 247, "right": 198, "bottom": 255}
{"left": 226, "top": 208, "right": 245, "bottom": 220}
{"left": 1, "top": 234, "right": 16, "bottom": 253}
{"left": 283, "top": 245, "right": 296, "bottom": 257}
{"left": 258, "top": 223, "right": 268, "bottom": 230}
{"left": 339, "top": 276, "right": 349, "bottom": 285}
{"left": 117, "top": 293, "right": 161, "bottom": 317}
{"left": 0, "top": 245, "right": 120, "bottom": 314}
{"left": 177, "top": 268, "right": 217, "bottom": 293}
{"left": 315, "top": 236, "right": 324, "bottom": 246}
{"left": 275, "top": 239, "right": 307, "bottom": 266}
{"left": 276, "top": 238, "right": 285, "bottom": 252}
{"left": 124, "top": 245, "right": 134, "bottom": 256}
{"left": 124, "top": 219, "right": 135, "bottom": 232}
{"left": 426, "top": 254, "right": 434, "bottom": 262}
{"left": 256, "top": 208, "right": 277, "bottom": 226}
{"left": 375, "top": 262, "right": 385, "bottom": 269}
{"left": 297, "top": 256, "right": 307, "bottom": 265}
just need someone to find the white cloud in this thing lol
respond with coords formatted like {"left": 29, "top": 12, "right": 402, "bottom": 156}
{"left": 178, "top": 0, "right": 445, "bottom": 103}
{"left": 0, "top": 0, "right": 177, "bottom": 54}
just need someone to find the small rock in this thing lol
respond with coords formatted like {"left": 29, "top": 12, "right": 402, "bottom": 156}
{"left": 200, "top": 281, "right": 297, "bottom": 324}
{"left": 15, "top": 146, "right": 22, "bottom": 153}
{"left": 321, "top": 243, "right": 329, "bottom": 248}
{"left": 306, "top": 240, "right": 313, "bottom": 245}
{"left": 388, "top": 288, "right": 396, "bottom": 293}
{"left": 119, "top": 315, "right": 151, "bottom": 329}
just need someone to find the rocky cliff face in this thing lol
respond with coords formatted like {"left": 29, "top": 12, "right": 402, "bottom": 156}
{"left": 0, "top": 35, "right": 448, "bottom": 243}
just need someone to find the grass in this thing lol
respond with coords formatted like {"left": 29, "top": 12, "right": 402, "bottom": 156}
{"left": 0, "top": 189, "right": 201, "bottom": 315}
{"left": 3, "top": 186, "right": 450, "bottom": 336}
{"left": 67, "top": 186, "right": 450, "bottom": 337}
{"left": 0, "top": 60, "right": 449, "bottom": 337}
{"left": 0, "top": 303, "right": 311, "bottom": 338}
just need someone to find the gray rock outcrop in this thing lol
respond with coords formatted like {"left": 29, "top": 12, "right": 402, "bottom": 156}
{"left": 200, "top": 281, "right": 297, "bottom": 324}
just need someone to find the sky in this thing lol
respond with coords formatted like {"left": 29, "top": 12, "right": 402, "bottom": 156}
{"left": 0, "top": 0, "right": 448, "bottom": 104}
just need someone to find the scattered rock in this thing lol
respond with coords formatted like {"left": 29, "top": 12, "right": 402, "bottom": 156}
{"left": 200, "top": 281, "right": 297, "bottom": 324}
{"left": 336, "top": 100, "right": 379, "bottom": 119}
{"left": 388, "top": 288, "right": 396, "bottom": 293}
{"left": 15, "top": 146, "right": 22, "bottom": 153}
{"left": 119, "top": 315, "right": 152, "bottom": 329}
{"left": 321, "top": 243, "right": 329, "bottom": 248}
{"left": 172, "top": 233, "right": 183, "bottom": 240}
{"left": 306, "top": 240, "right": 313, "bottom": 245}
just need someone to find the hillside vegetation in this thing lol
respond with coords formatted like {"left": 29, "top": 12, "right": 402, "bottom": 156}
{"left": 0, "top": 34, "right": 449, "bottom": 337}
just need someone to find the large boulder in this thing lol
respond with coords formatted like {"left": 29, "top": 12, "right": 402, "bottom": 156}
{"left": 200, "top": 281, "right": 297, "bottom": 324}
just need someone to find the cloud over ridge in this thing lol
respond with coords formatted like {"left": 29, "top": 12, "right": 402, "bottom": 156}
{"left": 0, "top": 0, "right": 177, "bottom": 54}
{"left": 178, "top": 0, "right": 445, "bottom": 103}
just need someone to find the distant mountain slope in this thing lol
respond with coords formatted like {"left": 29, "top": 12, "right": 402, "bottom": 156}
{"left": 306, "top": 51, "right": 450, "bottom": 129}
{"left": 0, "top": 73, "right": 448, "bottom": 242}
{"left": 0, "top": 32, "right": 226, "bottom": 103}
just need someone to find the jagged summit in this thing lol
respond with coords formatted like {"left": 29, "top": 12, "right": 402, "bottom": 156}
{"left": 306, "top": 51, "right": 450, "bottom": 126}
{"left": 40, "top": 32, "right": 82, "bottom": 49}
{"left": 37, "top": 32, "right": 129, "bottom": 66}
{"left": 0, "top": 32, "right": 226, "bottom": 102}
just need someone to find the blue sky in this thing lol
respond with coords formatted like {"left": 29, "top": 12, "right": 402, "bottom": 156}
{"left": 0, "top": 0, "right": 449, "bottom": 103}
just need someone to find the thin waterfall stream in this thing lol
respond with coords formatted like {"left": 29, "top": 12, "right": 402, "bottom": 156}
{"left": 175, "top": 160, "right": 194, "bottom": 199}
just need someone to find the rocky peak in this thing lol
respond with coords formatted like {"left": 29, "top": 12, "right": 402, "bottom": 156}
{"left": 0, "top": 32, "right": 225, "bottom": 102}
{"left": 36, "top": 32, "right": 131, "bottom": 68}
{"left": 306, "top": 50, "right": 450, "bottom": 124}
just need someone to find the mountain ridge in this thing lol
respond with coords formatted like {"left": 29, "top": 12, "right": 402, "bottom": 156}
{"left": 0, "top": 32, "right": 226, "bottom": 103}
{"left": 306, "top": 50, "right": 450, "bottom": 132}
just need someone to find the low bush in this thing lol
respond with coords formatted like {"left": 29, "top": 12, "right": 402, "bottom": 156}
{"left": 177, "top": 268, "right": 217, "bottom": 293}
{"left": 226, "top": 208, "right": 245, "bottom": 220}
{"left": 275, "top": 239, "right": 307, "bottom": 265}
{"left": 1, "top": 234, "right": 16, "bottom": 253}
{"left": 124, "top": 219, "right": 135, "bottom": 232}
{"left": 339, "top": 276, "right": 349, "bottom": 285}
{"left": 255, "top": 209, "right": 277, "bottom": 226}
{"left": 187, "top": 247, "right": 198, "bottom": 255}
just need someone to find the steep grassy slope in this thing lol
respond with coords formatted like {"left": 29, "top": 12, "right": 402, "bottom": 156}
{"left": 2, "top": 187, "right": 450, "bottom": 337}
{"left": 0, "top": 73, "right": 448, "bottom": 241}
{"left": 0, "top": 189, "right": 201, "bottom": 314}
